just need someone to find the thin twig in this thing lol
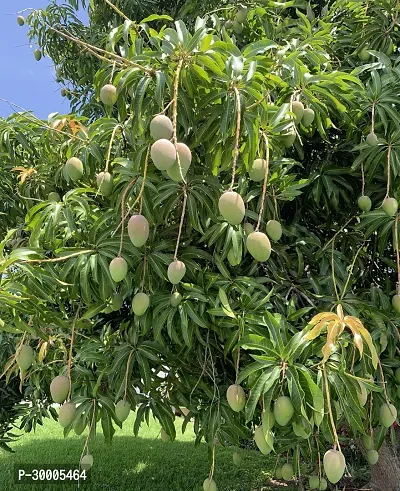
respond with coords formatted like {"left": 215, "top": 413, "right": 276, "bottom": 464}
{"left": 340, "top": 242, "right": 365, "bottom": 300}
{"left": 103, "top": 0, "right": 132, "bottom": 21}
{"left": 256, "top": 132, "right": 270, "bottom": 232}
{"left": 246, "top": 91, "right": 270, "bottom": 110}
{"left": 331, "top": 242, "right": 340, "bottom": 302}
{"left": 0, "top": 98, "right": 86, "bottom": 142}
{"left": 322, "top": 217, "right": 355, "bottom": 251}
{"left": 45, "top": 23, "right": 153, "bottom": 74}
{"left": 17, "top": 250, "right": 94, "bottom": 264}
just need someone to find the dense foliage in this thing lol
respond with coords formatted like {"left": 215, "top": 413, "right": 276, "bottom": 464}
{"left": 2, "top": 0, "right": 400, "bottom": 488}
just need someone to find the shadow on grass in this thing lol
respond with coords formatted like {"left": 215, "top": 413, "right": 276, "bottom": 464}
{"left": 0, "top": 436, "right": 288, "bottom": 491}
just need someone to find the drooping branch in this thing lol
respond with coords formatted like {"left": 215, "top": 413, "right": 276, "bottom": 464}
{"left": 0, "top": 98, "right": 86, "bottom": 142}
{"left": 45, "top": 23, "right": 153, "bottom": 75}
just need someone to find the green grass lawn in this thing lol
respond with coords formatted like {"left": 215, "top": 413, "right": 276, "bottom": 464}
{"left": 0, "top": 413, "right": 296, "bottom": 491}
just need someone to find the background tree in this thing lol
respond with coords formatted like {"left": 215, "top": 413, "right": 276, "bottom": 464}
{"left": 2, "top": 1, "right": 400, "bottom": 490}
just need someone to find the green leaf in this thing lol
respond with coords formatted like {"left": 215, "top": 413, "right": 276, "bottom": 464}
{"left": 245, "top": 365, "right": 281, "bottom": 422}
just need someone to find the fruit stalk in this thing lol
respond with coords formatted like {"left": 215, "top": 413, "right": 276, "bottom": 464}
{"left": 80, "top": 400, "right": 96, "bottom": 463}
{"left": 371, "top": 101, "right": 375, "bottom": 134}
{"left": 115, "top": 145, "right": 149, "bottom": 247}
{"left": 378, "top": 359, "right": 391, "bottom": 406}
{"left": 289, "top": 91, "right": 302, "bottom": 145}
{"left": 209, "top": 444, "right": 216, "bottom": 481}
{"left": 229, "top": 86, "right": 242, "bottom": 191}
{"left": 322, "top": 364, "right": 341, "bottom": 451}
{"left": 123, "top": 349, "right": 135, "bottom": 401}
{"left": 171, "top": 59, "right": 186, "bottom": 185}
{"left": 140, "top": 256, "right": 147, "bottom": 291}
{"left": 361, "top": 162, "right": 365, "bottom": 196}
{"left": 109, "top": 61, "right": 117, "bottom": 84}
{"left": 96, "top": 124, "right": 121, "bottom": 199}
{"left": 234, "top": 346, "right": 241, "bottom": 384}
{"left": 395, "top": 216, "right": 400, "bottom": 295}
{"left": 67, "top": 308, "right": 80, "bottom": 400}
{"left": 369, "top": 392, "right": 373, "bottom": 436}
{"left": 171, "top": 59, "right": 188, "bottom": 261}
{"left": 256, "top": 132, "right": 270, "bottom": 231}
{"left": 314, "top": 435, "right": 322, "bottom": 478}
{"left": 385, "top": 144, "right": 392, "bottom": 199}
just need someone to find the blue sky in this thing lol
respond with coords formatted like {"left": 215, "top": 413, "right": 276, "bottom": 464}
{"left": 0, "top": 1, "right": 87, "bottom": 119}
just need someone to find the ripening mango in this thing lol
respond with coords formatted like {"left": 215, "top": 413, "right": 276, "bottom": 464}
{"left": 50, "top": 375, "right": 70, "bottom": 404}
{"left": 218, "top": 191, "right": 245, "bottom": 225}
{"left": 100, "top": 84, "right": 117, "bottom": 105}
{"left": 150, "top": 115, "right": 173, "bottom": 141}
{"left": 167, "top": 260, "right": 186, "bottom": 284}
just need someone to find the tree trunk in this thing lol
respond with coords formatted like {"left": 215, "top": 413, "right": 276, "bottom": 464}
{"left": 369, "top": 440, "right": 400, "bottom": 491}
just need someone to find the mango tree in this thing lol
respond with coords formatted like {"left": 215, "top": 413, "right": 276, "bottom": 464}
{"left": 2, "top": 1, "right": 400, "bottom": 490}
